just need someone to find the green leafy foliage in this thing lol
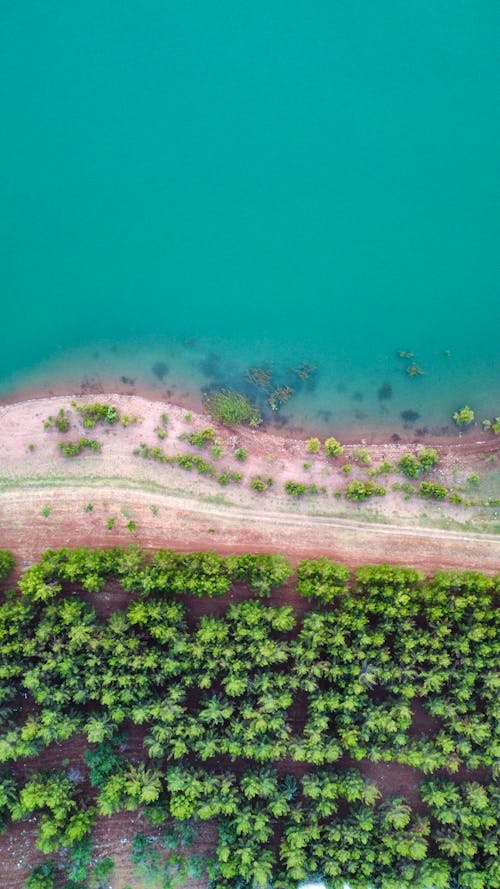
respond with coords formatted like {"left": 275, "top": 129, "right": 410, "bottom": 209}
{"left": 0, "top": 549, "right": 15, "bottom": 580}
{"left": 73, "top": 402, "right": 120, "bottom": 428}
{"left": 59, "top": 438, "right": 101, "bottom": 456}
{"left": 203, "top": 389, "right": 262, "bottom": 427}
{"left": 1, "top": 548, "right": 499, "bottom": 888}
{"left": 345, "top": 480, "right": 386, "bottom": 500}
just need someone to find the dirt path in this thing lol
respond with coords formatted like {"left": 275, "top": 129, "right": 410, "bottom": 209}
{"left": 1, "top": 482, "right": 498, "bottom": 573}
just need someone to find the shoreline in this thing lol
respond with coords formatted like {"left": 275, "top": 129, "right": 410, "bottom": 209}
{"left": 0, "top": 376, "right": 493, "bottom": 449}
{"left": 0, "top": 392, "right": 498, "bottom": 573}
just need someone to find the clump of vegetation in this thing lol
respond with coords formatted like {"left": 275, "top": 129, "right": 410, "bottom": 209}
{"left": 342, "top": 463, "right": 353, "bottom": 474}
{"left": 324, "top": 436, "right": 343, "bottom": 457}
{"left": 217, "top": 469, "right": 242, "bottom": 486}
{"left": 351, "top": 448, "right": 372, "bottom": 466}
{"left": 297, "top": 557, "right": 349, "bottom": 603}
{"left": 210, "top": 443, "right": 223, "bottom": 459}
{"left": 59, "top": 438, "right": 101, "bottom": 457}
{"left": 305, "top": 437, "right": 321, "bottom": 454}
{"left": 234, "top": 448, "right": 248, "bottom": 461}
{"left": 204, "top": 389, "right": 262, "bottom": 427}
{"left": 0, "top": 549, "right": 15, "bottom": 580}
{"left": 250, "top": 476, "right": 273, "bottom": 492}
{"left": 481, "top": 416, "right": 500, "bottom": 434}
{"left": 73, "top": 402, "right": 120, "bottom": 428}
{"left": 418, "top": 481, "right": 449, "bottom": 500}
{"left": 453, "top": 405, "right": 475, "bottom": 427}
{"left": 268, "top": 385, "right": 294, "bottom": 411}
{"left": 84, "top": 504, "right": 94, "bottom": 513}
{"left": 134, "top": 443, "right": 218, "bottom": 478}
{"left": 367, "top": 460, "right": 394, "bottom": 477}
{"left": 44, "top": 408, "right": 71, "bottom": 433}
{"left": 284, "top": 481, "right": 323, "bottom": 497}
{"left": 181, "top": 427, "right": 217, "bottom": 448}
{"left": 106, "top": 518, "right": 115, "bottom": 530}
{"left": 2, "top": 548, "right": 499, "bottom": 888}
{"left": 40, "top": 505, "right": 52, "bottom": 517}
{"left": 397, "top": 449, "right": 439, "bottom": 478}
{"left": 121, "top": 413, "right": 138, "bottom": 428}
{"left": 345, "top": 480, "right": 386, "bottom": 501}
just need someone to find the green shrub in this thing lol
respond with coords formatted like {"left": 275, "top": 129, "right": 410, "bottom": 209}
{"left": 351, "top": 448, "right": 371, "bottom": 465}
{"left": 43, "top": 408, "right": 70, "bottom": 433}
{"left": 453, "top": 405, "right": 474, "bottom": 427}
{"left": 181, "top": 427, "right": 217, "bottom": 448}
{"left": 0, "top": 550, "right": 15, "bottom": 580}
{"left": 40, "top": 505, "right": 52, "bottom": 517}
{"left": 284, "top": 481, "right": 321, "bottom": 497}
{"left": 306, "top": 437, "right": 321, "bottom": 454}
{"left": 211, "top": 444, "right": 223, "bottom": 459}
{"left": 397, "top": 454, "right": 423, "bottom": 478}
{"left": 107, "top": 518, "right": 115, "bottom": 530}
{"left": 217, "top": 470, "right": 242, "bottom": 485}
{"left": 297, "top": 557, "right": 349, "bottom": 603}
{"left": 417, "top": 448, "right": 439, "bottom": 471}
{"left": 74, "top": 402, "right": 120, "bottom": 428}
{"left": 59, "top": 438, "right": 102, "bottom": 457}
{"left": 235, "top": 448, "right": 248, "bottom": 461}
{"left": 341, "top": 463, "right": 353, "bottom": 474}
{"left": 204, "top": 389, "right": 262, "bottom": 427}
{"left": 324, "top": 436, "right": 343, "bottom": 457}
{"left": 121, "top": 414, "right": 138, "bottom": 428}
{"left": 345, "top": 480, "right": 385, "bottom": 501}
{"left": 250, "top": 476, "right": 273, "bottom": 492}
{"left": 418, "top": 481, "right": 449, "bottom": 499}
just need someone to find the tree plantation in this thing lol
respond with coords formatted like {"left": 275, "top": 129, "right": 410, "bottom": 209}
{"left": 0, "top": 547, "right": 498, "bottom": 888}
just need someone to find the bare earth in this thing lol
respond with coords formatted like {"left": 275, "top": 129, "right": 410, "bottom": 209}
{"left": 0, "top": 393, "right": 498, "bottom": 572}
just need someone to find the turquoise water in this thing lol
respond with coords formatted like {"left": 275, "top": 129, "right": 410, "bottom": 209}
{"left": 1, "top": 2, "right": 498, "bottom": 434}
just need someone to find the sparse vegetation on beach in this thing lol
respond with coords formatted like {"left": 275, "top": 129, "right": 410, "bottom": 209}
{"left": 72, "top": 402, "right": 121, "bottom": 428}
{"left": 43, "top": 408, "right": 70, "bottom": 433}
{"left": 59, "top": 438, "right": 101, "bottom": 457}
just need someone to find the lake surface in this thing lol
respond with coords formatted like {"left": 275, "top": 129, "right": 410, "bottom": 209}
{"left": 1, "top": 2, "right": 498, "bottom": 434}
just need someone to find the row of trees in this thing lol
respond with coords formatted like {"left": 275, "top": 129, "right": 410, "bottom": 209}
{"left": 0, "top": 552, "right": 498, "bottom": 772}
{"left": 4, "top": 759, "right": 499, "bottom": 888}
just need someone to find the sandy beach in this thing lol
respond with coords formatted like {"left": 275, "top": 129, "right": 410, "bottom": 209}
{"left": 0, "top": 392, "right": 498, "bottom": 572}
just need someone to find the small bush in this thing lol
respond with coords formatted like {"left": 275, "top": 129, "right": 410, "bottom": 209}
{"left": 0, "top": 550, "right": 15, "bottom": 580}
{"left": 417, "top": 448, "right": 439, "bottom": 471}
{"left": 217, "top": 469, "right": 242, "bottom": 485}
{"left": 345, "top": 480, "right": 385, "bottom": 501}
{"left": 235, "top": 448, "right": 248, "bottom": 461}
{"left": 74, "top": 402, "right": 120, "bottom": 428}
{"left": 324, "top": 436, "right": 343, "bottom": 457}
{"left": 211, "top": 444, "right": 223, "bottom": 459}
{"left": 341, "top": 464, "right": 353, "bottom": 474}
{"left": 107, "top": 518, "right": 115, "bottom": 530}
{"left": 121, "top": 413, "right": 138, "bottom": 427}
{"left": 306, "top": 437, "right": 321, "bottom": 454}
{"left": 418, "top": 481, "right": 449, "bottom": 500}
{"left": 397, "top": 454, "right": 422, "bottom": 478}
{"left": 351, "top": 448, "right": 371, "bottom": 465}
{"left": 297, "top": 557, "right": 349, "bottom": 602}
{"left": 40, "top": 505, "right": 52, "bottom": 518}
{"left": 59, "top": 438, "right": 101, "bottom": 457}
{"left": 250, "top": 476, "right": 273, "bottom": 492}
{"left": 44, "top": 408, "right": 70, "bottom": 433}
{"left": 453, "top": 405, "right": 474, "bottom": 427}
{"left": 204, "top": 389, "right": 262, "bottom": 427}
{"left": 156, "top": 427, "right": 168, "bottom": 440}
{"left": 284, "top": 481, "right": 321, "bottom": 497}
{"left": 182, "top": 427, "right": 217, "bottom": 448}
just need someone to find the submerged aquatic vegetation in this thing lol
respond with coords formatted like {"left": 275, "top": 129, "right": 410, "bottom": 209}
{"left": 268, "top": 385, "right": 294, "bottom": 411}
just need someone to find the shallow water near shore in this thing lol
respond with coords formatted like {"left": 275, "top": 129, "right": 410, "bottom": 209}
{"left": 1, "top": 2, "right": 498, "bottom": 435}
